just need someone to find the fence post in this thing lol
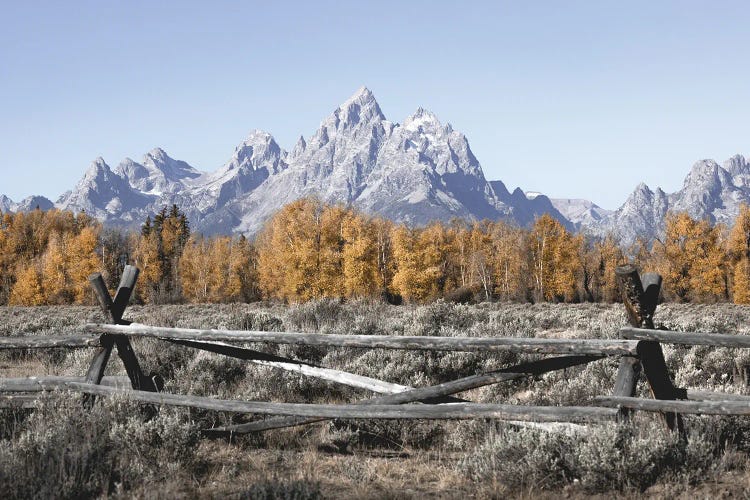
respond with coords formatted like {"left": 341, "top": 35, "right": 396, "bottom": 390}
{"left": 613, "top": 265, "right": 645, "bottom": 403}
{"left": 85, "top": 266, "right": 158, "bottom": 392}
{"left": 615, "top": 265, "right": 685, "bottom": 433}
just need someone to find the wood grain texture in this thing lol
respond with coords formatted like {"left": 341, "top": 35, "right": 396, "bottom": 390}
{"left": 0, "top": 335, "right": 100, "bottom": 349}
{"left": 596, "top": 396, "right": 750, "bottom": 415}
{"left": 621, "top": 327, "right": 750, "bottom": 348}
{"left": 208, "top": 355, "right": 601, "bottom": 434}
{"left": 0, "top": 376, "right": 132, "bottom": 392}
{"left": 615, "top": 265, "right": 648, "bottom": 328}
{"left": 168, "top": 339, "right": 415, "bottom": 396}
{"left": 57, "top": 381, "right": 621, "bottom": 422}
{"left": 86, "top": 323, "right": 640, "bottom": 356}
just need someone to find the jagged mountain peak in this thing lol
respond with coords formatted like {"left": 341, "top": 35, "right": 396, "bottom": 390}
{"left": 632, "top": 181, "right": 653, "bottom": 196}
{"left": 0, "top": 194, "right": 13, "bottom": 213}
{"left": 343, "top": 85, "right": 376, "bottom": 106}
{"left": 92, "top": 156, "right": 108, "bottom": 168}
{"left": 109, "top": 148, "right": 201, "bottom": 197}
{"left": 228, "top": 130, "right": 283, "bottom": 165}
{"left": 680, "top": 159, "right": 732, "bottom": 201}
{"left": 193, "top": 130, "right": 289, "bottom": 213}
{"left": 724, "top": 154, "right": 748, "bottom": 174}
{"left": 242, "top": 129, "right": 275, "bottom": 143}
{"left": 145, "top": 147, "right": 168, "bottom": 161}
{"left": 327, "top": 86, "right": 386, "bottom": 131}
{"left": 403, "top": 107, "right": 443, "bottom": 131}
{"left": 290, "top": 135, "right": 307, "bottom": 159}
{"left": 686, "top": 158, "right": 722, "bottom": 179}
{"left": 83, "top": 157, "right": 114, "bottom": 181}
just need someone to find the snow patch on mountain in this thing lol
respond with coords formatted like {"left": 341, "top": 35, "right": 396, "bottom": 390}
{"left": 551, "top": 198, "right": 612, "bottom": 227}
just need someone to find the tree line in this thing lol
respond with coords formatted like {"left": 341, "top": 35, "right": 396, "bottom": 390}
{"left": 2, "top": 198, "right": 750, "bottom": 306}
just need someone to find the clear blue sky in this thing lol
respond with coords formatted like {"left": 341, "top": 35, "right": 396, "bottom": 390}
{"left": 1, "top": 0, "right": 749, "bottom": 209}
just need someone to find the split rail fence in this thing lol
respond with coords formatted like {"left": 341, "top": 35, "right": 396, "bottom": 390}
{"left": 2, "top": 264, "right": 750, "bottom": 437}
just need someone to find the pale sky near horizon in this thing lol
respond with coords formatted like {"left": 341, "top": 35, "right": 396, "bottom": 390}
{"left": 1, "top": 0, "right": 749, "bottom": 209}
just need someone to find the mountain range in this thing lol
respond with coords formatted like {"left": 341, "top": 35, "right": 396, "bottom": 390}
{"left": 2, "top": 87, "right": 748, "bottom": 246}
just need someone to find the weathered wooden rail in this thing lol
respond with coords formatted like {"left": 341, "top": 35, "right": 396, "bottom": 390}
{"left": 84, "top": 323, "right": 641, "bottom": 355}
{"left": 2, "top": 264, "right": 750, "bottom": 439}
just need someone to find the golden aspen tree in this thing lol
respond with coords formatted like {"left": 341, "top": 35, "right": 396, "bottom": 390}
{"left": 420, "top": 222, "right": 454, "bottom": 298}
{"left": 286, "top": 199, "right": 324, "bottom": 300}
{"left": 447, "top": 222, "right": 471, "bottom": 289}
{"left": 0, "top": 223, "right": 10, "bottom": 303}
{"left": 554, "top": 233, "right": 583, "bottom": 302}
{"left": 689, "top": 223, "right": 726, "bottom": 301}
{"left": 318, "top": 205, "right": 347, "bottom": 297}
{"left": 255, "top": 219, "right": 285, "bottom": 300}
{"left": 9, "top": 263, "right": 44, "bottom": 306}
{"left": 68, "top": 225, "right": 100, "bottom": 303}
{"left": 228, "top": 235, "right": 257, "bottom": 302}
{"left": 527, "top": 214, "right": 582, "bottom": 301}
{"left": 586, "top": 235, "right": 625, "bottom": 302}
{"left": 468, "top": 222, "right": 494, "bottom": 301}
{"left": 132, "top": 232, "right": 162, "bottom": 302}
{"left": 257, "top": 198, "right": 324, "bottom": 301}
{"left": 660, "top": 212, "right": 726, "bottom": 302}
{"left": 341, "top": 212, "right": 381, "bottom": 298}
{"left": 390, "top": 225, "right": 424, "bottom": 302}
{"left": 0, "top": 209, "right": 101, "bottom": 305}
{"left": 728, "top": 204, "right": 750, "bottom": 303}
{"left": 178, "top": 236, "right": 211, "bottom": 302}
{"left": 490, "top": 221, "right": 526, "bottom": 301}
{"left": 207, "top": 237, "right": 232, "bottom": 302}
{"left": 41, "top": 233, "right": 69, "bottom": 304}
{"left": 372, "top": 217, "right": 395, "bottom": 297}
{"left": 390, "top": 222, "right": 453, "bottom": 302}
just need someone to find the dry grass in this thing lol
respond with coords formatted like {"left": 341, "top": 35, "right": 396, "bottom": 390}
{"left": 2, "top": 300, "right": 750, "bottom": 497}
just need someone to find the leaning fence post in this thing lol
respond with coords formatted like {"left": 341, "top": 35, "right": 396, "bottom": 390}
{"left": 615, "top": 265, "right": 685, "bottom": 433}
{"left": 613, "top": 265, "right": 645, "bottom": 403}
{"left": 85, "top": 266, "right": 158, "bottom": 393}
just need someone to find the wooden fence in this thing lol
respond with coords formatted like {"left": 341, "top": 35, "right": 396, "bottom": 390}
{"left": 1, "top": 264, "right": 750, "bottom": 437}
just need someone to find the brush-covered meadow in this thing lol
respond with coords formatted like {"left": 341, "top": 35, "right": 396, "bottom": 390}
{"left": 2, "top": 301, "right": 750, "bottom": 498}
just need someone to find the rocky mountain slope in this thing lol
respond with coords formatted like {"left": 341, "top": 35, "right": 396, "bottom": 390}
{"left": 588, "top": 155, "right": 750, "bottom": 246}
{"left": 0, "top": 194, "right": 54, "bottom": 214}
{"left": 5, "top": 87, "right": 570, "bottom": 235}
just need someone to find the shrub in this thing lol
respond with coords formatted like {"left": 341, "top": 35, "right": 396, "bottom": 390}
{"left": 0, "top": 395, "right": 201, "bottom": 499}
{"left": 460, "top": 424, "right": 727, "bottom": 494}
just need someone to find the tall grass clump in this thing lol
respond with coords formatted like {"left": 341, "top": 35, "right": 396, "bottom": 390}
{"left": 0, "top": 394, "right": 201, "bottom": 499}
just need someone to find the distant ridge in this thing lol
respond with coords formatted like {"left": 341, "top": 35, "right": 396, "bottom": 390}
{"left": 3, "top": 87, "right": 748, "bottom": 245}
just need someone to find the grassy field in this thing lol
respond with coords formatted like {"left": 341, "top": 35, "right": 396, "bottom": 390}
{"left": 2, "top": 300, "right": 750, "bottom": 498}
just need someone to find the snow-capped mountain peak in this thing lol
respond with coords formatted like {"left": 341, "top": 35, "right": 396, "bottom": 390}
{"left": 326, "top": 86, "right": 386, "bottom": 133}
{"left": 403, "top": 107, "right": 441, "bottom": 131}
{"left": 113, "top": 148, "right": 200, "bottom": 196}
